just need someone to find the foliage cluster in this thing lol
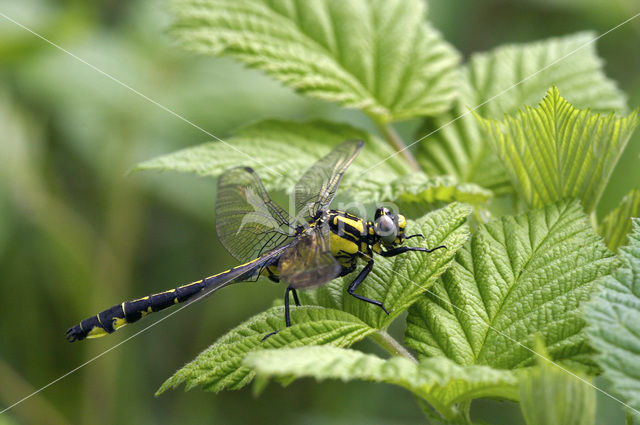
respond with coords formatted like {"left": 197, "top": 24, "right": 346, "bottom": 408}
{"left": 135, "top": 1, "right": 640, "bottom": 423}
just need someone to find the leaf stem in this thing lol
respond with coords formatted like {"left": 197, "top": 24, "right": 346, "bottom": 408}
{"left": 456, "top": 400, "right": 473, "bottom": 424}
{"left": 589, "top": 210, "right": 599, "bottom": 234}
{"left": 371, "top": 116, "right": 421, "bottom": 172}
{"left": 370, "top": 330, "right": 417, "bottom": 363}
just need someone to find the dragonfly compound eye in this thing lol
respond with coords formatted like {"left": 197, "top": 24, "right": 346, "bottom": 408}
{"left": 375, "top": 214, "right": 397, "bottom": 244}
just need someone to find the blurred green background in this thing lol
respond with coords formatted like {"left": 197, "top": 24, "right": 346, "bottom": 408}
{"left": 0, "top": 1, "right": 638, "bottom": 424}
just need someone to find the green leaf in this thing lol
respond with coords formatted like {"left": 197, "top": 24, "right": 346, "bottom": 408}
{"left": 585, "top": 219, "right": 640, "bottom": 419}
{"left": 465, "top": 33, "right": 626, "bottom": 118}
{"left": 406, "top": 200, "right": 616, "bottom": 370}
{"left": 245, "top": 346, "right": 519, "bottom": 421}
{"left": 478, "top": 87, "right": 638, "bottom": 212}
{"left": 171, "top": 0, "right": 460, "bottom": 121}
{"left": 135, "top": 119, "right": 402, "bottom": 185}
{"left": 417, "top": 32, "right": 628, "bottom": 194}
{"left": 599, "top": 190, "right": 640, "bottom": 251}
{"left": 302, "top": 203, "right": 471, "bottom": 329}
{"left": 136, "top": 119, "right": 489, "bottom": 206}
{"left": 519, "top": 340, "right": 595, "bottom": 425}
{"left": 388, "top": 174, "right": 492, "bottom": 212}
{"left": 417, "top": 101, "right": 513, "bottom": 195}
{"left": 156, "top": 306, "right": 375, "bottom": 394}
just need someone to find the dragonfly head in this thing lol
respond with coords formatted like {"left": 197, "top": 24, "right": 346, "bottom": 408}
{"left": 374, "top": 207, "right": 408, "bottom": 247}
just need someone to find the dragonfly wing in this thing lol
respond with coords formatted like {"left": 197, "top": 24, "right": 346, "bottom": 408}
{"left": 278, "top": 224, "right": 342, "bottom": 288}
{"left": 294, "top": 140, "right": 363, "bottom": 223}
{"left": 215, "top": 166, "right": 295, "bottom": 263}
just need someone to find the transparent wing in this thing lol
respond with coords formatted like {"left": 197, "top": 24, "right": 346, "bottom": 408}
{"left": 278, "top": 224, "right": 341, "bottom": 288}
{"left": 215, "top": 166, "right": 295, "bottom": 263}
{"left": 294, "top": 140, "right": 364, "bottom": 223}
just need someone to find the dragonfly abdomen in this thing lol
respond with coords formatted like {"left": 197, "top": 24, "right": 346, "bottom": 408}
{"left": 66, "top": 256, "right": 272, "bottom": 342}
{"left": 66, "top": 279, "right": 208, "bottom": 341}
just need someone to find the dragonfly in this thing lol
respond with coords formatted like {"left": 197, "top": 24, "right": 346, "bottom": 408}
{"left": 66, "top": 140, "right": 445, "bottom": 342}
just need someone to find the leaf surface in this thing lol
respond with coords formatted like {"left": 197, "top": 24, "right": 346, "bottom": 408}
{"left": 519, "top": 341, "right": 595, "bottom": 425}
{"left": 585, "top": 219, "right": 640, "bottom": 419}
{"left": 171, "top": 0, "right": 460, "bottom": 121}
{"left": 157, "top": 306, "right": 374, "bottom": 394}
{"left": 405, "top": 201, "right": 616, "bottom": 370}
{"left": 136, "top": 120, "right": 488, "bottom": 206}
{"left": 478, "top": 87, "right": 638, "bottom": 212}
{"left": 599, "top": 189, "right": 640, "bottom": 251}
{"left": 417, "top": 32, "right": 628, "bottom": 194}
{"left": 245, "top": 346, "right": 519, "bottom": 421}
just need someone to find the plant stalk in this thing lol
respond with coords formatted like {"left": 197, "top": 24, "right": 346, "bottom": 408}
{"left": 370, "top": 330, "right": 417, "bottom": 363}
{"left": 455, "top": 400, "right": 473, "bottom": 424}
{"left": 373, "top": 117, "right": 421, "bottom": 172}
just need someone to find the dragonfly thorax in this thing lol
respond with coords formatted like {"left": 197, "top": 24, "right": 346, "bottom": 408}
{"left": 324, "top": 207, "right": 408, "bottom": 264}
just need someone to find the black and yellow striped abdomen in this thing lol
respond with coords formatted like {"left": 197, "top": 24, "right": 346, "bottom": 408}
{"left": 66, "top": 252, "right": 280, "bottom": 342}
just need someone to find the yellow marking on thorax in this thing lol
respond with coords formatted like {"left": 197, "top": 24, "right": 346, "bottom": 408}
{"left": 336, "top": 215, "right": 365, "bottom": 234}
{"left": 260, "top": 264, "right": 280, "bottom": 278}
{"left": 335, "top": 256, "right": 353, "bottom": 268}
{"left": 330, "top": 231, "right": 359, "bottom": 256}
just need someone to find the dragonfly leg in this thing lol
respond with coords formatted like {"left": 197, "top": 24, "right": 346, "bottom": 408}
{"left": 290, "top": 286, "right": 301, "bottom": 307}
{"left": 347, "top": 260, "right": 389, "bottom": 314}
{"left": 284, "top": 284, "right": 294, "bottom": 327}
{"left": 379, "top": 245, "right": 446, "bottom": 257}
{"left": 262, "top": 285, "right": 299, "bottom": 341}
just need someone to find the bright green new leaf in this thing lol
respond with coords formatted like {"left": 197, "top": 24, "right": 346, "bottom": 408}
{"left": 245, "top": 346, "right": 519, "bottom": 421}
{"left": 406, "top": 200, "right": 616, "bottom": 370}
{"left": 302, "top": 203, "right": 471, "bottom": 329}
{"left": 171, "top": 0, "right": 460, "bottom": 121}
{"left": 417, "top": 32, "right": 628, "bottom": 194}
{"left": 586, "top": 219, "right": 640, "bottom": 419}
{"left": 519, "top": 341, "right": 595, "bottom": 425}
{"left": 599, "top": 189, "right": 640, "bottom": 251}
{"left": 157, "top": 306, "right": 375, "bottom": 394}
{"left": 136, "top": 120, "right": 489, "bottom": 206}
{"left": 478, "top": 87, "right": 638, "bottom": 212}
